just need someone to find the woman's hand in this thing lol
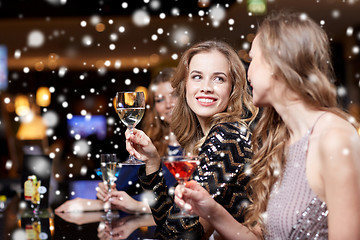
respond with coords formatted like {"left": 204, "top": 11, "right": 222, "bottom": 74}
{"left": 174, "top": 180, "right": 218, "bottom": 218}
{"left": 97, "top": 214, "right": 155, "bottom": 240}
{"left": 175, "top": 180, "right": 260, "bottom": 240}
{"left": 125, "top": 128, "right": 161, "bottom": 175}
{"left": 56, "top": 211, "right": 103, "bottom": 225}
{"left": 104, "top": 190, "right": 151, "bottom": 214}
{"left": 96, "top": 181, "right": 116, "bottom": 201}
{"left": 55, "top": 198, "right": 104, "bottom": 213}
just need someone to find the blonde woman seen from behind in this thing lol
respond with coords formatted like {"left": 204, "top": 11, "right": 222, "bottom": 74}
{"left": 175, "top": 11, "right": 360, "bottom": 240}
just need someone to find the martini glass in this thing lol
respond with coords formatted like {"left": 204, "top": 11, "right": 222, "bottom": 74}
{"left": 162, "top": 155, "right": 199, "bottom": 218}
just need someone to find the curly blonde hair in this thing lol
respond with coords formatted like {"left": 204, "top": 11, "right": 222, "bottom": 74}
{"left": 244, "top": 11, "right": 357, "bottom": 231}
{"left": 141, "top": 67, "right": 176, "bottom": 156}
{"left": 170, "top": 40, "right": 258, "bottom": 155}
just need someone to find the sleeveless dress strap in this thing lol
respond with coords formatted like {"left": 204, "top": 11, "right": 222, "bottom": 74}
{"left": 309, "top": 112, "right": 327, "bottom": 135}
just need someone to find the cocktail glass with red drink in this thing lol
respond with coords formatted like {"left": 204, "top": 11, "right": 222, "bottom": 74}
{"left": 162, "top": 155, "right": 199, "bottom": 218}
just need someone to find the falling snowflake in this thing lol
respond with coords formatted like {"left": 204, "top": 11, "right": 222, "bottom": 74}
{"left": 27, "top": 30, "right": 45, "bottom": 48}
{"left": 132, "top": 9, "right": 151, "bottom": 27}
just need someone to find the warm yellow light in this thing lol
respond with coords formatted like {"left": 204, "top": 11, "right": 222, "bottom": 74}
{"left": 197, "top": 0, "right": 210, "bottom": 8}
{"left": 16, "top": 115, "right": 46, "bottom": 140}
{"left": 247, "top": 0, "right": 267, "bottom": 15}
{"left": 95, "top": 60, "right": 105, "bottom": 69}
{"left": 135, "top": 86, "right": 148, "bottom": 102}
{"left": 36, "top": 87, "right": 51, "bottom": 107}
{"left": 139, "top": 226, "right": 148, "bottom": 232}
{"left": 49, "top": 217, "right": 55, "bottom": 236}
{"left": 48, "top": 53, "right": 58, "bottom": 69}
{"left": 34, "top": 61, "right": 45, "bottom": 71}
{"left": 96, "top": 23, "right": 106, "bottom": 32}
{"left": 113, "top": 96, "right": 117, "bottom": 111}
{"left": 149, "top": 54, "right": 160, "bottom": 64}
{"left": 15, "top": 95, "right": 30, "bottom": 116}
{"left": 358, "top": 127, "right": 360, "bottom": 136}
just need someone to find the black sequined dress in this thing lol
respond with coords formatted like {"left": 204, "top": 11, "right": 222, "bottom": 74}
{"left": 138, "top": 122, "right": 252, "bottom": 238}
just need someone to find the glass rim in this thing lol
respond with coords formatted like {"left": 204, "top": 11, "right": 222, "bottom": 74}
{"left": 116, "top": 91, "right": 145, "bottom": 94}
{"left": 161, "top": 155, "right": 198, "bottom": 161}
{"left": 100, "top": 153, "right": 118, "bottom": 161}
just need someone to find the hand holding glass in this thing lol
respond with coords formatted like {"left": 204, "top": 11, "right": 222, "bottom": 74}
{"left": 116, "top": 91, "right": 145, "bottom": 165}
{"left": 163, "top": 155, "right": 199, "bottom": 218}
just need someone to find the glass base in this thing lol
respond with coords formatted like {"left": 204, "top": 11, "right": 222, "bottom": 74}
{"left": 169, "top": 211, "right": 197, "bottom": 219}
{"left": 121, "top": 157, "right": 145, "bottom": 165}
{"left": 102, "top": 210, "right": 119, "bottom": 221}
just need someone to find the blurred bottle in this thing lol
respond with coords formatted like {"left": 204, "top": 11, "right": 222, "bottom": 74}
{"left": 0, "top": 195, "right": 6, "bottom": 212}
{"left": 24, "top": 176, "right": 34, "bottom": 201}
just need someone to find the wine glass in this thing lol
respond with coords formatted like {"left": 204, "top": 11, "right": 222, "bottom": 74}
{"left": 115, "top": 91, "right": 146, "bottom": 165}
{"left": 162, "top": 155, "right": 199, "bottom": 218}
{"left": 100, "top": 153, "right": 119, "bottom": 219}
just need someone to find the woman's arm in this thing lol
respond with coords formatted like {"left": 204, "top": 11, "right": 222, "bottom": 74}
{"left": 55, "top": 198, "right": 104, "bottom": 212}
{"left": 320, "top": 127, "right": 360, "bottom": 239}
{"left": 175, "top": 180, "right": 260, "bottom": 240}
{"left": 194, "top": 122, "right": 252, "bottom": 222}
{"left": 56, "top": 211, "right": 104, "bottom": 225}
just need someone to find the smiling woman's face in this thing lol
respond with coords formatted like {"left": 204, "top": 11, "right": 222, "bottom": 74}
{"left": 185, "top": 50, "right": 232, "bottom": 127}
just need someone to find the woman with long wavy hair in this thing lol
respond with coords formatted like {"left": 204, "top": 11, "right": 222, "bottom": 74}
{"left": 141, "top": 67, "right": 181, "bottom": 157}
{"left": 55, "top": 68, "right": 180, "bottom": 215}
{"left": 124, "top": 39, "right": 258, "bottom": 238}
{"left": 174, "top": 11, "right": 360, "bottom": 239}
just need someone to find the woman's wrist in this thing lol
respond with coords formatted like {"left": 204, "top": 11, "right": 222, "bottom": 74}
{"left": 84, "top": 199, "right": 105, "bottom": 211}
{"left": 208, "top": 201, "right": 227, "bottom": 228}
{"left": 138, "top": 201, "right": 151, "bottom": 213}
{"left": 145, "top": 155, "right": 161, "bottom": 175}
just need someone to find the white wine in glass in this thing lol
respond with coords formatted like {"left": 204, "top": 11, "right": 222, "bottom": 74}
{"left": 100, "top": 153, "right": 119, "bottom": 219}
{"left": 116, "top": 91, "right": 145, "bottom": 165}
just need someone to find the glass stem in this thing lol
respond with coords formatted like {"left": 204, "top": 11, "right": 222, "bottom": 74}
{"left": 178, "top": 180, "right": 187, "bottom": 214}
{"left": 129, "top": 126, "right": 134, "bottom": 135}
{"left": 128, "top": 127, "right": 135, "bottom": 161}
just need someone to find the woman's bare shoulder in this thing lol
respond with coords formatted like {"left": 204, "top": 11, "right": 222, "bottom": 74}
{"left": 315, "top": 113, "right": 360, "bottom": 166}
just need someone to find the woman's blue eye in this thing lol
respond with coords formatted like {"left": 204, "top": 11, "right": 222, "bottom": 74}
{"left": 214, "top": 76, "right": 225, "bottom": 82}
{"left": 155, "top": 98, "right": 164, "bottom": 103}
{"left": 192, "top": 75, "right": 201, "bottom": 80}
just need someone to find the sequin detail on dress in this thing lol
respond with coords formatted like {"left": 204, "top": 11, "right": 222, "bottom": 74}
{"left": 289, "top": 197, "right": 328, "bottom": 239}
{"left": 265, "top": 114, "right": 328, "bottom": 240}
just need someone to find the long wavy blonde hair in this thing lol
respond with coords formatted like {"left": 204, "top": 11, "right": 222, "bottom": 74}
{"left": 170, "top": 40, "right": 258, "bottom": 155}
{"left": 142, "top": 67, "right": 176, "bottom": 156}
{"left": 244, "top": 11, "right": 358, "bottom": 231}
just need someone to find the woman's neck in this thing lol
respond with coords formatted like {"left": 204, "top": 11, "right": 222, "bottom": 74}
{"left": 197, "top": 117, "right": 208, "bottom": 136}
{"left": 168, "top": 132, "right": 180, "bottom": 146}
{"left": 273, "top": 100, "right": 323, "bottom": 144}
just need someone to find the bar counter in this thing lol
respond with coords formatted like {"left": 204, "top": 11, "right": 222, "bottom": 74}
{"left": 1, "top": 195, "right": 159, "bottom": 240}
